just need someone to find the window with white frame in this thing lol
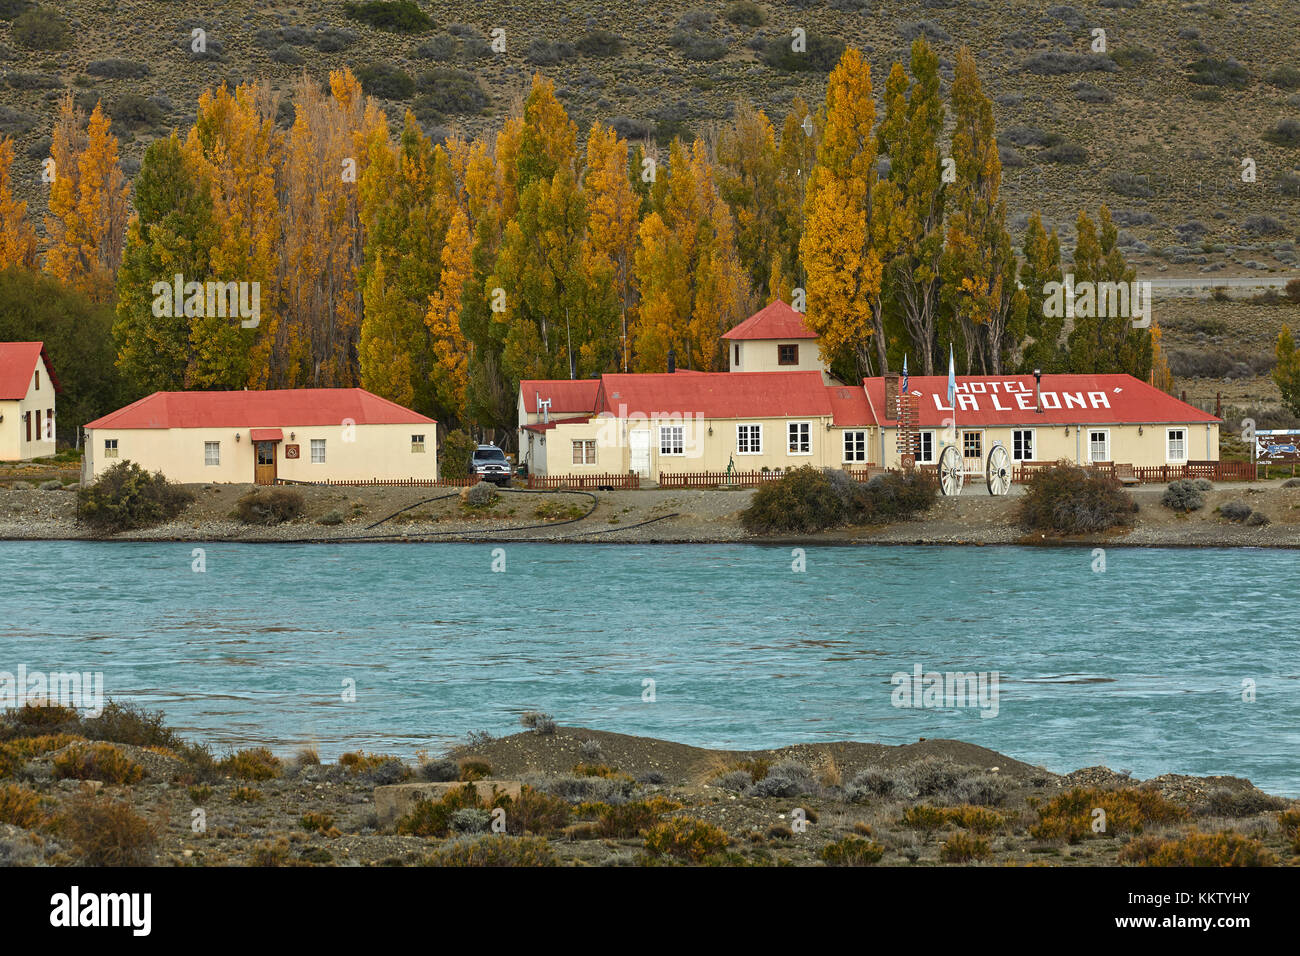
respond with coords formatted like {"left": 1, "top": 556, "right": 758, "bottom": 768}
{"left": 659, "top": 425, "right": 684, "bottom": 456}
{"left": 311, "top": 438, "right": 326, "bottom": 463}
{"left": 411, "top": 434, "right": 425, "bottom": 453}
{"left": 1167, "top": 428, "right": 1187, "bottom": 462}
{"left": 572, "top": 439, "right": 596, "bottom": 465}
{"left": 1011, "top": 429, "right": 1035, "bottom": 462}
{"left": 204, "top": 441, "right": 220, "bottom": 466}
{"left": 787, "top": 421, "right": 811, "bottom": 454}
{"left": 1088, "top": 430, "right": 1109, "bottom": 462}
{"left": 104, "top": 438, "right": 118, "bottom": 458}
{"left": 916, "top": 430, "right": 935, "bottom": 464}
{"left": 843, "top": 430, "right": 867, "bottom": 462}
{"left": 962, "top": 430, "right": 982, "bottom": 460}
{"left": 737, "top": 423, "right": 762, "bottom": 455}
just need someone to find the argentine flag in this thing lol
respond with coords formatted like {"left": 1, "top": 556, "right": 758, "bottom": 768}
{"left": 947, "top": 345, "right": 956, "bottom": 409}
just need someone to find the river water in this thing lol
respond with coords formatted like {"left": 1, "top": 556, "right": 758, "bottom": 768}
{"left": 3, "top": 541, "right": 1296, "bottom": 794}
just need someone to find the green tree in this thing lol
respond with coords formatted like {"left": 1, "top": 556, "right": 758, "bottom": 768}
{"left": 1065, "top": 205, "right": 1151, "bottom": 379}
{"left": 1274, "top": 324, "right": 1300, "bottom": 416}
{"left": 112, "top": 133, "right": 217, "bottom": 392}
{"left": 1017, "top": 212, "right": 1066, "bottom": 373}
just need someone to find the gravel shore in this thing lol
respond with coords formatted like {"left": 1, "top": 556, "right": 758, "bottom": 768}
{"left": 1, "top": 479, "right": 1298, "bottom": 548}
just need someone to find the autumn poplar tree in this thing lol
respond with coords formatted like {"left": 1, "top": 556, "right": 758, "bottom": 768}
{"left": 0, "top": 138, "right": 37, "bottom": 270}
{"left": 44, "top": 95, "right": 129, "bottom": 303}
{"left": 1016, "top": 212, "right": 1065, "bottom": 373}
{"left": 1065, "top": 206, "right": 1150, "bottom": 379}
{"left": 581, "top": 122, "right": 640, "bottom": 372}
{"left": 716, "top": 102, "right": 782, "bottom": 303}
{"left": 800, "top": 47, "right": 887, "bottom": 377}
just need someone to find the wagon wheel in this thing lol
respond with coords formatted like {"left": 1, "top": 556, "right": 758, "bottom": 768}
{"left": 938, "top": 444, "right": 964, "bottom": 496}
{"left": 986, "top": 443, "right": 1012, "bottom": 496}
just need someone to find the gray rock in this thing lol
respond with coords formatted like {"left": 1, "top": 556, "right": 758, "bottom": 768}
{"left": 39, "top": 480, "right": 62, "bottom": 491}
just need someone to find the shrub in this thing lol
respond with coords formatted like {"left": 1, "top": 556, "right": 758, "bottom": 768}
{"left": 317, "top": 509, "right": 345, "bottom": 526}
{"left": 52, "top": 743, "right": 145, "bottom": 784}
{"left": 1040, "top": 142, "right": 1088, "bottom": 164}
{"left": 1108, "top": 173, "right": 1153, "bottom": 198}
{"left": 901, "top": 805, "right": 948, "bottom": 830}
{"left": 1118, "top": 829, "right": 1276, "bottom": 866}
{"left": 58, "top": 792, "right": 158, "bottom": 865}
{"left": 12, "top": 6, "right": 71, "bottom": 50}
{"left": 420, "top": 758, "right": 460, "bottom": 782}
{"left": 520, "top": 712, "right": 556, "bottom": 734}
{"left": 643, "top": 817, "right": 730, "bottom": 862}
{"left": 426, "top": 834, "right": 556, "bottom": 866}
{"left": 940, "top": 831, "right": 992, "bottom": 862}
{"left": 415, "top": 34, "right": 457, "bottom": 60}
{"left": 594, "top": 796, "right": 683, "bottom": 837}
{"left": 1218, "top": 500, "right": 1253, "bottom": 522}
{"left": 188, "top": 784, "right": 212, "bottom": 803}
{"left": 449, "top": 807, "right": 491, "bottom": 833}
{"left": 459, "top": 757, "right": 492, "bottom": 781}
{"left": 761, "top": 31, "right": 845, "bottom": 72}
{"left": 819, "top": 835, "right": 885, "bottom": 866}
{"left": 742, "top": 466, "right": 934, "bottom": 534}
{"left": 111, "top": 93, "right": 164, "bottom": 132}
{"left": 272, "top": 44, "right": 305, "bottom": 66}
{"left": 415, "top": 68, "right": 489, "bottom": 118}
{"left": 230, "top": 786, "right": 262, "bottom": 803}
{"left": 576, "top": 29, "right": 623, "bottom": 57}
{"left": 0, "top": 0, "right": 30, "bottom": 19}
{"left": 1263, "top": 119, "right": 1300, "bottom": 148}
{"left": 0, "top": 784, "right": 44, "bottom": 828}
{"left": 299, "top": 811, "right": 336, "bottom": 834}
{"left": 1022, "top": 52, "right": 1116, "bottom": 75}
{"left": 343, "top": 1, "right": 434, "bottom": 33}
{"left": 1187, "top": 58, "right": 1250, "bottom": 88}
{"left": 1019, "top": 463, "right": 1137, "bottom": 533}
{"left": 725, "top": 1, "right": 766, "bottom": 26}
{"left": 0, "top": 733, "right": 84, "bottom": 778}
{"left": 314, "top": 27, "right": 357, "bottom": 52}
{"left": 440, "top": 429, "right": 478, "bottom": 477}
{"left": 397, "top": 782, "right": 492, "bottom": 837}
{"left": 87, "top": 58, "right": 151, "bottom": 79}
{"left": 525, "top": 39, "right": 576, "bottom": 66}
{"left": 219, "top": 748, "right": 282, "bottom": 781}
{"left": 234, "top": 487, "right": 305, "bottom": 525}
{"left": 898, "top": 21, "right": 950, "bottom": 43}
{"left": 1286, "top": 278, "right": 1300, "bottom": 304}
{"left": 356, "top": 62, "right": 415, "bottom": 100}
{"left": 461, "top": 481, "right": 498, "bottom": 508}
{"left": 747, "top": 760, "right": 818, "bottom": 798}
{"left": 1201, "top": 787, "right": 1286, "bottom": 816}
{"left": 1161, "top": 479, "right": 1205, "bottom": 513}
{"left": 1030, "top": 787, "right": 1187, "bottom": 842}
{"left": 76, "top": 461, "right": 194, "bottom": 533}
{"left": 499, "top": 786, "right": 572, "bottom": 835}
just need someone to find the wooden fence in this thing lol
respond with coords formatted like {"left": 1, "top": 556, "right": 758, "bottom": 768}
{"left": 658, "top": 467, "right": 877, "bottom": 489}
{"left": 527, "top": 473, "right": 640, "bottom": 490}
{"left": 1012, "top": 461, "right": 1257, "bottom": 484}
{"left": 277, "top": 475, "right": 481, "bottom": 488}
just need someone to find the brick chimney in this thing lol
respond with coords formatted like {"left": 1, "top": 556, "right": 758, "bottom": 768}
{"left": 884, "top": 373, "right": 900, "bottom": 420}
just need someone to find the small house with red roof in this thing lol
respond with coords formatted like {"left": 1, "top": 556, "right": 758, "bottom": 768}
{"left": 722, "top": 300, "right": 827, "bottom": 377}
{"left": 82, "top": 388, "right": 437, "bottom": 485}
{"left": 0, "top": 342, "right": 59, "bottom": 461}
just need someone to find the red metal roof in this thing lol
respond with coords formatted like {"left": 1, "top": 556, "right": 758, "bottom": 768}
{"left": 863, "top": 374, "right": 1221, "bottom": 427}
{"left": 722, "top": 301, "right": 818, "bottom": 341}
{"left": 0, "top": 342, "right": 59, "bottom": 399}
{"left": 84, "top": 389, "right": 435, "bottom": 430}
{"left": 519, "top": 379, "right": 600, "bottom": 414}
{"left": 826, "top": 385, "right": 873, "bottom": 427}
{"left": 597, "top": 371, "right": 832, "bottom": 419}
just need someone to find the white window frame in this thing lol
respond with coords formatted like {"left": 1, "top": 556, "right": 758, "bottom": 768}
{"left": 842, "top": 430, "right": 868, "bottom": 463}
{"left": 1087, "top": 429, "right": 1110, "bottom": 464}
{"left": 311, "top": 438, "right": 326, "bottom": 464}
{"left": 961, "top": 429, "right": 984, "bottom": 461}
{"left": 571, "top": 439, "right": 597, "bottom": 465}
{"left": 204, "top": 441, "right": 221, "bottom": 466}
{"left": 411, "top": 434, "right": 425, "bottom": 453}
{"left": 736, "top": 423, "right": 762, "bottom": 455}
{"left": 659, "top": 425, "right": 684, "bottom": 456}
{"left": 104, "top": 438, "right": 118, "bottom": 459}
{"left": 787, "top": 421, "right": 811, "bottom": 455}
{"left": 1011, "top": 428, "right": 1036, "bottom": 462}
{"left": 916, "top": 430, "right": 935, "bottom": 464}
{"left": 1166, "top": 427, "right": 1188, "bottom": 463}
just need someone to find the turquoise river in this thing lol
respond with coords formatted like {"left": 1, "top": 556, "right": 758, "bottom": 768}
{"left": 2, "top": 541, "right": 1296, "bottom": 794}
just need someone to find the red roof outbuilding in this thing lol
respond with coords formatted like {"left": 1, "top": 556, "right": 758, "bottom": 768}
{"left": 0, "top": 342, "right": 59, "bottom": 399}
{"left": 722, "top": 301, "right": 818, "bottom": 341}
{"left": 83, "top": 389, "right": 435, "bottom": 430}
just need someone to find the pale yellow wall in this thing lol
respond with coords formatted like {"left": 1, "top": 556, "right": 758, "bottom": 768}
{"left": 727, "top": 339, "right": 826, "bottom": 374}
{"left": 881, "top": 422, "right": 1221, "bottom": 469}
{"left": 0, "top": 354, "right": 57, "bottom": 461}
{"left": 534, "top": 415, "right": 878, "bottom": 479}
{"left": 83, "top": 422, "right": 437, "bottom": 484}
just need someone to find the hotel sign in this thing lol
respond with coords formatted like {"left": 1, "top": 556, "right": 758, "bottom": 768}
{"left": 924, "top": 380, "right": 1117, "bottom": 413}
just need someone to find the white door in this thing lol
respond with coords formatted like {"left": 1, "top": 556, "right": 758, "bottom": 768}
{"left": 629, "top": 429, "right": 651, "bottom": 479}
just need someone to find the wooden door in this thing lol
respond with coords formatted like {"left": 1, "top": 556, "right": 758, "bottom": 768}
{"left": 255, "top": 441, "right": 277, "bottom": 484}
